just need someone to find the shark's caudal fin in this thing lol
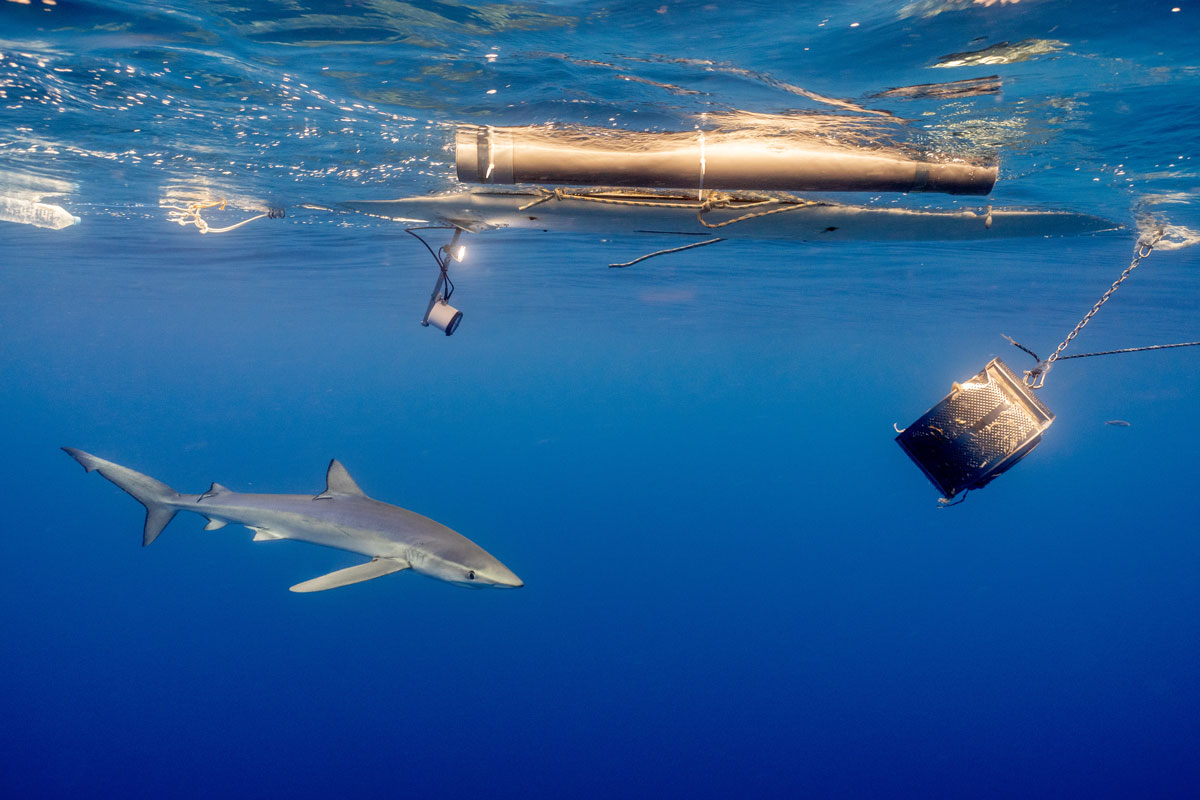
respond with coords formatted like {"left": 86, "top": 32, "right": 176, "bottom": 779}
{"left": 62, "top": 448, "right": 181, "bottom": 546}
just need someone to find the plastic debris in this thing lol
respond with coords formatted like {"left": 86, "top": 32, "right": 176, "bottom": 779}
{"left": 0, "top": 195, "right": 80, "bottom": 230}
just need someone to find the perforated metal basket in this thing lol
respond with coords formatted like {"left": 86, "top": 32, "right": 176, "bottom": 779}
{"left": 896, "top": 358, "right": 1054, "bottom": 500}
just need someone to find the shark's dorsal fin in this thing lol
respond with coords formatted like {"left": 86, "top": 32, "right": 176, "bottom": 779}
{"left": 314, "top": 459, "right": 367, "bottom": 500}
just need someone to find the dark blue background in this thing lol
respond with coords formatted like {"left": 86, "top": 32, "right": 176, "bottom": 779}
{"left": 3, "top": 219, "right": 1198, "bottom": 797}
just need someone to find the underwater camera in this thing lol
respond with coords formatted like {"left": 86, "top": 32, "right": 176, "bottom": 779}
{"left": 416, "top": 229, "right": 466, "bottom": 336}
{"left": 425, "top": 299, "right": 462, "bottom": 336}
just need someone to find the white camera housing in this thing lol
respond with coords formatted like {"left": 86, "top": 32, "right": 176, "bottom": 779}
{"left": 426, "top": 300, "right": 462, "bottom": 336}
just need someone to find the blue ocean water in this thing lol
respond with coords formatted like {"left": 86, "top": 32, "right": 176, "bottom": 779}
{"left": 3, "top": 1, "right": 1200, "bottom": 796}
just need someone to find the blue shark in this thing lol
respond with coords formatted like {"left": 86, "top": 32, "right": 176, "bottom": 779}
{"left": 63, "top": 448, "right": 523, "bottom": 592}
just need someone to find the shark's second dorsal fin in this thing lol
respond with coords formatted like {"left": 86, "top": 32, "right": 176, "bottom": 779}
{"left": 314, "top": 459, "right": 367, "bottom": 500}
{"left": 198, "top": 482, "right": 233, "bottom": 502}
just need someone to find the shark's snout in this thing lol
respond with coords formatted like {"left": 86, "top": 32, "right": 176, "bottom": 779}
{"left": 489, "top": 564, "right": 524, "bottom": 588}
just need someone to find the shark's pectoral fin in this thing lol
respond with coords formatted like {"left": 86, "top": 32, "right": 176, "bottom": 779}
{"left": 289, "top": 557, "right": 410, "bottom": 593}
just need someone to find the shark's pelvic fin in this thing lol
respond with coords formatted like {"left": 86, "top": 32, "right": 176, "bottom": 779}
{"left": 250, "top": 527, "right": 284, "bottom": 541}
{"left": 203, "top": 518, "right": 228, "bottom": 531}
{"left": 313, "top": 459, "right": 368, "bottom": 500}
{"left": 289, "top": 557, "right": 410, "bottom": 593}
{"left": 62, "top": 447, "right": 181, "bottom": 547}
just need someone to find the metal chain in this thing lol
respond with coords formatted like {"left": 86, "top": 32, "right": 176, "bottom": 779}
{"left": 1044, "top": 231, "right": 1163, "bottom": 366}
{"left": 1021, "top": 230, "right": 1164, "bottom": 388}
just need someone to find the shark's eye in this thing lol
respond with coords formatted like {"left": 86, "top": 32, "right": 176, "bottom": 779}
{"left": 467, "top": 570, "right": 476, "bottom": 580}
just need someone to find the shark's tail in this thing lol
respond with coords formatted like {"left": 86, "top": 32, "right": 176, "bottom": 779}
{"left": 63, "top": 448, "right": 182, "bottom": 546}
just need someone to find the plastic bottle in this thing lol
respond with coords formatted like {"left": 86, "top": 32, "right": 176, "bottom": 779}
{"left": 0, "top": 195, "right": 80, "bottom": 230}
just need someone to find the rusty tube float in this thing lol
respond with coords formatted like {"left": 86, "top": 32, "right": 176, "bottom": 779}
{"left": 456, "top": 125, "right": 997, "bottom": 196}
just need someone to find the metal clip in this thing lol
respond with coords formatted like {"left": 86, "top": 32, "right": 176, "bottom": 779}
{"left": 1023, "top": 359, "right": 1052, "bottom": 389}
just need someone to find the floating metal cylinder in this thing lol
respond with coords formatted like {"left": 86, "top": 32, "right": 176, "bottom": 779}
{"left": 456, "top": 126, "right": 997, "bottom": 196}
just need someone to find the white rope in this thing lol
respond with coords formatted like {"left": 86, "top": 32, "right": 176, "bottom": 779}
{"left": 165, "top": 199, "right": 273, "bottom": 234}
{"left": 608, "top": 237, "right": 724, "bottom": 268}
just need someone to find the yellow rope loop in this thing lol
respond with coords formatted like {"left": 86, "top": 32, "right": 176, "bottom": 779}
{"left": 516, "top": 187, "right": 569, "bottom": 211}
{"left": 697, "top": 191, "right": 732, "bottom": 214}
{"left": 578, "top": 192, "right": 697, "bottom": 208}
{"left": 515, "top": 195, "right": 549, "bottom": 211}
{"left": 697, "top": 197, "right": 821, "bottom": 229}
{"left": 164, "top": 198, "right": 271, "bottom": 234}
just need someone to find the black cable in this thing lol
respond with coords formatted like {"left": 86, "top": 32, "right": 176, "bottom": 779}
{"left": 407, "top": 227, "right": 460, "bottom": 303}
{"left": 1056, "top": 341, "right": 1200, "bottom": 360}
{"left": 937, "top": 490, "right": 969, "bottom": 508}
{"left": 405, "top": 227, "right": 460, "bottom": 309}
{"left": 405, "top": 228, "right": 443, "bottom": 267}
{"left": 1001, "top": 334, "right": 1040, "bottom": 363}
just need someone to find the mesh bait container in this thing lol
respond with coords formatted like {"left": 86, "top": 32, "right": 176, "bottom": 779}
{"left": 896, "top": 358, "right": 1054, "bottom": 500}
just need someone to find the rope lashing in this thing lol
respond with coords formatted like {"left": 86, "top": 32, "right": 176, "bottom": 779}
{"left": 512, "top": 187, "right": 823, "bottom": 230}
